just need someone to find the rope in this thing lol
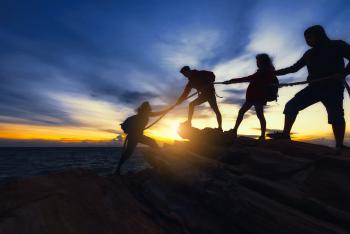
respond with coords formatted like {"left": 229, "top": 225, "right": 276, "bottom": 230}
{"left": 278, "top": 76, "right": 350, "bottom": 102}
{"left": 145, "top": 81, "right": 225, "bottom": 129}
{"left": 144, "top": 76, "right": 349, "bottom": 130}
{"left": 279, "top": 80, "right": 308, "bottom": 87}
{"left": 144, "top": 91, "right": 199, "bottom": 130}
{"left": 144, "top": 104, "right": 177, "bottom": 130}
{"left": 278, "top": 75, "right": 344, "bottom": 87}
{"left": 215, "top": 74, "right": 346, "bottom": 87}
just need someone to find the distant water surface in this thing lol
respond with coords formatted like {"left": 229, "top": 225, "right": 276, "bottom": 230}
{"left": 0, "top": 147, "right": 149, "bottom": 184}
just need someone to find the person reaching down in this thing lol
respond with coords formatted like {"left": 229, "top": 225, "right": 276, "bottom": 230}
{"left": 176, "top": 66, "right": 223, "bottom": 130}
{"left": 115, "top": 101, "right": 170, "bottom": 175}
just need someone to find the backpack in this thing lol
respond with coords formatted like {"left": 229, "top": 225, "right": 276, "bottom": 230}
{"left": 265, "top": 76, "right": 279, "bottom": 102}
{"left": 205, "top": 71, "right": 216, "bottom": 83}
{"left": 120, "top": 115, "right": 138, "bottom": 134}
{"left": 189, "top": 70, "right": 215, "bottom": 91}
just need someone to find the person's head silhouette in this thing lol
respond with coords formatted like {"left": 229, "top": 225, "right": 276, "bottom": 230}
{"left": 180, "top": 66, "right": 191, "bottom": 78}
{"left": 256, "top": 53, "right": 275, "bottom": 71}
{"left": 304, "top": 25, "right": 330, "bottom": 47}
{"left": 137, "top": 101, "right": 151, "bottom": 115}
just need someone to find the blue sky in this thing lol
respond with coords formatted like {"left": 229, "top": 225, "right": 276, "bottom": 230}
{"left": 1, "top": 0, "right": 350, "bottom": 146}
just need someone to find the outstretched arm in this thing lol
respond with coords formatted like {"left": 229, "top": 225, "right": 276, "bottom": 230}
{"left": 275, "top": 54, "right": 306, "bottom": 76}
{"left": 223, "top": 75, "right": 254, "bottom": 84}
{"left": 175, "top": 83, "right": 192, "bottom": 104}
{"left": 149, "top": 106, "right": 174, "bottom": 117}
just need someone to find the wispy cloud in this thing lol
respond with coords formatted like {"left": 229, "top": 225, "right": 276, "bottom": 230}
{"left": 1, "top": 0, "right": 350, "bottom": 145}
{"left": 155, "top": 29, "right": 221, "bottom": 69}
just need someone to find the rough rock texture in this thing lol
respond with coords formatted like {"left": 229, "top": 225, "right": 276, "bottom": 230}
{"left": 1, "top": 125, "right": 350, "bottom": 234}
{"left": 0, "top": 170, "right": 164, "bottom": 234}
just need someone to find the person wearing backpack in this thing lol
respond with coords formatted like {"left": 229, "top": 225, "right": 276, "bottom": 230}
{"left": 176, "top": 66, "right": 223, "bottom": 130}
{"left": 223, "top": 54, "right": 278, "bottom": 140}
{"left": 115, "top": 101, "right": 171, "bottom": 175}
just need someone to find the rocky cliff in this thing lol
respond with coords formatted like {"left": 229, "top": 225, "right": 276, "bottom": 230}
{"left": 1, "top": 126, "right": 350, "bottom": 234}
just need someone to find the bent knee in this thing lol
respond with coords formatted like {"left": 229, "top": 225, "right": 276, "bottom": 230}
{"left": 238, "top": 108, "right": 246, "bottom": 115}
{"left": 189, "top": 102, "right": 196, "bottom": 108}
{"left": 328, "top": 109, "right": 345, "bottom": 124}
{"left": 284, "top": 100, "right": 299, "bottom": 116}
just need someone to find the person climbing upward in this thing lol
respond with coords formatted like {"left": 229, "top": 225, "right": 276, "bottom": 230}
{"left": 115, "top": 101, "right": 171, "bottom": 175}
{"left": 223, "top": 54, "right": 278, "bottom": 140}
{"left": 268, "top": 25, "right": 350, "bottom": 150}
{"left": 176, "top": 66, "right": 223, "bottom": 130}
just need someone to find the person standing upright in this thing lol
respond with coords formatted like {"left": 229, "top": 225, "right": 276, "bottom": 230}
{"left": 268, "top": 25, "right": 350, "bottom": 150}
{"left": 223, "top": 54, "right": 278, "bottom": 140}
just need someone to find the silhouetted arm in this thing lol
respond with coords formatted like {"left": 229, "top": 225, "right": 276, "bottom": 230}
{"left": 339, "top": 40, "right": 350, "bottom": 76}
{"left": 176, "top": 83, "right": 192, "bottom": 104}
{"left": 275, "top": 54, "right": 306, "bottom": 76}
{"left": 223, "top": 75, "right": 254, "bottom": 84}
{"left": 149, "top": 106, "right": 173, "bottom": 117}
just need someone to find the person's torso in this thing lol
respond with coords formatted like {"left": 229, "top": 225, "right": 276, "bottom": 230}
{"left": 130, "top": 114, "right": 149, "bottom": 135}
{"left": 189, "top": 70, "right": 215, "bottom": 92}
{"left": 247, "top": 71, "right": 276, "bottom": 92}
{"left": 246, "top": 71, "right": 276, "bottom": 100}
{"left": 305, "top": 40, "right": 345, "bottom": 86}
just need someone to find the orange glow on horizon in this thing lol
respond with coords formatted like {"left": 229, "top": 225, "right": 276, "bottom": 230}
{"left": 0, "top": 118, "right": 343, "bottom": 145}
{"left": 0, "top": 123, "right": 116, "bottom": 142}
{"left": 1, "top": 86, "right": 350, "bottom": 146}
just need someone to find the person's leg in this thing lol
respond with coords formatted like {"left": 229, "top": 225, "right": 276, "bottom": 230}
{"left": 188, "top": 95, "right": 207, "bottom": 126}
{"left": 233, "top": 102, "right": 253, "bottom": 135}
{"left": 283, "top": 115, "right": 297, "bottom": 135}
{"left": 269, "top": 86, "right": 320, "bottom": 139}
{"left": 255, "top": 104, "right": 266, "bottom": 140}
{"left": 323, "top": 86, "right": 345, "bottom": 148}
{"left": 332, "top": 122, "right": 345, "bottom": 148}
{"left": 208, "top": 94, "right": 223, "bottom": 130}
{"left": 139, "top": 135, "right": 160, "bottom": 149}
{"left": 115, "top": 137, "right": 138, "bottom": 175}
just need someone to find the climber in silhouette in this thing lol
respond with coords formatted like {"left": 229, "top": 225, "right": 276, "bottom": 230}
{"left": 223, "top": 54, "right": 278, "bottom": 140}
{"left": 115, "top": 101, "right": 171, "bottom": 174}
{"left": 176, "top": 66, "right": 222, "bottom": 130}
{"left": 268, "top": 25, "right": 350, "bottom": 149}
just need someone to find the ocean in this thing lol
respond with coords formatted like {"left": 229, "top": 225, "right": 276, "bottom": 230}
{"left": 0, "top": 147, "right": 149, "bottom": 184}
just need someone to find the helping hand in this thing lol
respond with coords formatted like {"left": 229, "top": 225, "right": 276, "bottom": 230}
{"left": 175, "top": 99, "right": 183, "bottom": 105}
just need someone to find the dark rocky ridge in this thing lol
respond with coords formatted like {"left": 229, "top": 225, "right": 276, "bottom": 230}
{"left": 1, "top": 125, "right": 350, "bottom": 233}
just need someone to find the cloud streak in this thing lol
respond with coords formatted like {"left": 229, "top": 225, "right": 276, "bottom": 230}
{"left": 1, "top": 0, "right": 350, "bottom": 145}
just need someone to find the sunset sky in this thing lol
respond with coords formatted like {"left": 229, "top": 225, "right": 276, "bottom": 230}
{"left": 1, "top": 0, "right": 350, "bottom": 147}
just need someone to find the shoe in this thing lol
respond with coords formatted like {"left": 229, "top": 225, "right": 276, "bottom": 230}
{"left": 267, "top": 132, "right": 291, "bottom": 140}
{"left": 258, "top": 136, "right": 266, "bottom": 141}
{"left": 229, "top": 129, "right": 237, "bottom": 138}
{"left": 335, "top": 144, "right": 350, "bottom": 154}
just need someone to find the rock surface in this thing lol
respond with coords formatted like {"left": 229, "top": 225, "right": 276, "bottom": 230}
{"left": 1, "top": 126, "right": 350, "bottom": 234}
{"left": 0, "top": 170, "right": 163, "bottom": 234}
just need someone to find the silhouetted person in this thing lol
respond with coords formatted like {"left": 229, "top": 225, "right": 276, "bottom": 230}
{"left": 268, "top": 25, "right": 350, "bottom": 149}
{"left": 176, "top": 66, "right": 222, "bottom": 130}
{"left": 223, "top": 54, "right": 278, "bottom": 140}
{"left": 115, "top": 101, "right": 170, "bottom": 174}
